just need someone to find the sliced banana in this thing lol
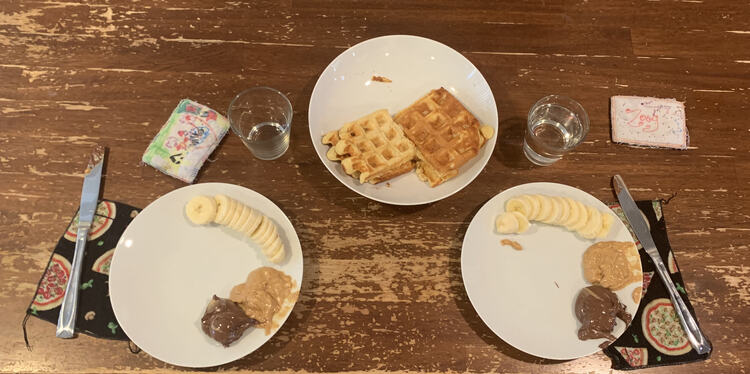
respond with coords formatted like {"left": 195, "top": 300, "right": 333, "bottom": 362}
{"left": 241, "top": 209, "right": 263, "bottom": 236}
{"left": 226, "top": 202, "right": 245, "bottom": 228}
{"left": 512, "top": 212, "right": 530, "bottom": 233}
{"left": 264, "top": 236, "right": 283, "bottom": 257}
{"left": 579, "top": 206, "right": 602, "bottom": 239}
{"left": 521, "top": 195, "right": 540, "bottom": 220}
{"left": 553, "top": 197, "right": 570, "bottom": 226}
{"left": 222, "top": 197, "right": 241, "bottom": 226}
{"left": 541, "top": 196, "right": 561, "bottom": 224}
{"left": 214, "top": 195, "right": 233, "bottom": 224}
{"left": 535, "top": 195, "right": 554, "bottom": 223}
{"left": 569, "top": 201, "right": 589, "bottom": 231}
{"left": 506, "top": 198, "right": 531, "bottom": 218}
{"left": 230, "top": 205, "right": 252, "bottom": 231}
{"left": 185, "top": 195, "right": 217, "bottom": 225}
{"left": 494, "top": 193, "right": 615, "bottom": 241}
{"left": 496, "top": 212, "right": 520, "bottom": 234}
{"left": 260, "top": 223, "right": 278, "bottom": 249}
{"left": 268, "top": 241, "right": 286, "bottom": 264}
{"left": 265, "top": 234, "right": 285, "bottom": 264}
{"left": 597, "top": 213, "right": 614, "bottom": 238}
{"left": 563, "top": 197, "right": 581, "bottom": 228}
{"left": 251, "top": 216, "right": 272, "bottom": 242}
{"left": 185, "top": 194, "right": 286, "bottom": 263}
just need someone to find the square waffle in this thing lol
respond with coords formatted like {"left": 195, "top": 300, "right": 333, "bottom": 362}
{"left": 394, "top": 87, "right": 487, "bottom": 187}
{"left": 322, "top": 109, "right": 416, "bottom": 184}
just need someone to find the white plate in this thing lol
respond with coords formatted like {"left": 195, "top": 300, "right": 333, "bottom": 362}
{"left": 308, "top": 35, "right": 498, "bottom": 205}
{"left": 461, "top": 182, "right": 642, "bottom": 360}
{"left": 109, "top": 183, "right": 303, "bottom": 368}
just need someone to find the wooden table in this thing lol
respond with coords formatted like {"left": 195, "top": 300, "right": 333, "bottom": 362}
{"left": 2, "top": 0, "right": 748, "bottom": 373}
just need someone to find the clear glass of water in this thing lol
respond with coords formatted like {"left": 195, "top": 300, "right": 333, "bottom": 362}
{"left": 523, "top": 95, "right": 589, "bottom": 166}
{"left": 227, "top": 87, "right": 293, "bottom": 160}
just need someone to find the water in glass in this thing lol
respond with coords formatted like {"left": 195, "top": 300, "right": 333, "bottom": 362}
{"left": 244, "top": 121, "right": 290, "bottom": 160}
{"left": 524, "top": 101, "right": 587, "bottom": 165}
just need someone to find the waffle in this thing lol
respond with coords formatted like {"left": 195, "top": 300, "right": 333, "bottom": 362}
{"left": 394, "top": 88, "right": 486, "bottom": 187}
{"left": 322, "top": 109, "right": 416, "bottom": 184}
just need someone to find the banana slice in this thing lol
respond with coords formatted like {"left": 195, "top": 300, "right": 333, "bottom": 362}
{"left": 553, "top": 196, "right": 570, "bottom": 226}
{"left": 579, "top": 206, "right": 602, "bottom": 239}
{"left": 597, "top": 213, "right": 614, "bottom": 238}
{"left": 260, "top": 224, "right": 278, "bottom": 249}
{"left": 535, "top": 195, "right": 554, "bottom": 223}
{"left": 268, "top": 239, "right": 286, "bottom": 264}
{"left": 251, "top": 216, "right": 272, "bottom": 242}
{"left": 241, "top": 209, "right": 263, "bottom": 236}
{"left": 214, "top": 195, "right": 233, "bottom": 224}
{"left": 506, "top": 197, "right": 531, "bottom": 218}
{"left": 496, "top": 212, "right": 520, "bottom": 234}
{"left": 226, "top": 201, "right": 245, "bottom": 228}
{"left": 521, "top": 195, "right": 540, "bottom": 220}
{"left": 569, "top": 201, "right": 589, "bottom": 231}
{"left": 230, "top": 205, "right": 252, "bottom": 231}
{"left": 263, "top": 236, "right": 283, "bottom": 257}
{"left": 223, "top": 197, "right": 241, "bottom": 226}
{"left": 257, "top": 225, "right": 277, "bottom": 250}
{"left": 185, "top": 195, "right": 217, "bottom": 225}
{"left": 512, "top": 212, "right": 530, "bottom": 233}
{"left": 563, "top": 197, "right": 581, "bottom": 228}
{"left": 541, "top": 196, "right": 561, "bottom": 224}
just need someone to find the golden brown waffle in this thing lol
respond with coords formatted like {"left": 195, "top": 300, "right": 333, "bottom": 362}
{"left": 394, "top": 87, "right": 487, "bottom": 187}
{"left": 322, "top": 109, "right": 416, "bottom": 184}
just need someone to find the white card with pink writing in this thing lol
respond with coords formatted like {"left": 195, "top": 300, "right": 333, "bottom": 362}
{"left": 610, "top": 96, "right": 688, "bottom": 149}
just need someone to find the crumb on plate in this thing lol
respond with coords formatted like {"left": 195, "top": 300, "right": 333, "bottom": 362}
{"left": 500, "top": 239, "right": 523, "bottom": 251}
{"left": 371, "top": 75, "right": 392, "bottom": 83}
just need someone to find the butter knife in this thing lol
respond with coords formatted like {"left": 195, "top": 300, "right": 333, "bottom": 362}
{"left": 613, "top": 175, "right": 711, "bottom": 355}
{"left": 56, "top": 145, "right": 106, "bottom": 338}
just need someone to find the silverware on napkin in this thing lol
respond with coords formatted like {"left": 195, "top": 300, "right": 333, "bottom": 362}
{"left": 613, "top": 174, "right": 711, "bottom": 355}
{"left": 56, "top": 145, "right": 106, "bottom": 338}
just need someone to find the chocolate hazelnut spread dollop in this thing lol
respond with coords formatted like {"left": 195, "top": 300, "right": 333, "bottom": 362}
{"left": 201, "top": 295, "right": 258, "bottom": 347}
{"left": 575, "top": 285, "right": 632, "bottom": 342}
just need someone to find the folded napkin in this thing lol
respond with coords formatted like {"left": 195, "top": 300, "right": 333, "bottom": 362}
{"left": 604, "top": 199, "right": 711, "bottom": 369}
{"left": 23, "top": 200, "right": 140, "bottom": 345}
{"left": 142, "top": 99, "right": 230, "bottom": 183}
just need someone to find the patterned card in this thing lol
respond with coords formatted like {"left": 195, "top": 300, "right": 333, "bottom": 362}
{"left": 610, "top": 96, "right": 688, "bottom": 150}
{"left": 142, "top": 99, "right": 230, "bottom": 183}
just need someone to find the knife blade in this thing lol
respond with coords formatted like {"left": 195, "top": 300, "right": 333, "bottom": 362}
{"left": 613, "top": 175, "right": 711, "bottom": 355}
{"left": 56, "top": 145, "right": 106, "bottom": 338}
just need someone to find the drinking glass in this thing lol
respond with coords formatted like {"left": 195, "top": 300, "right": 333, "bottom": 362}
{"left": 523, "top": 95, "right": 589, "bottom": 166}
{"left": 228, "top": 87, "right": 293, "bottom": 160}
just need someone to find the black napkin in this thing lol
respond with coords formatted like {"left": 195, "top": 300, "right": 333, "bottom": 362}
{"left": 604, "top": 200, "right": 712, "bottom": 369}
{"left": 23, "top": 200, "right": 140, "bottom": 345}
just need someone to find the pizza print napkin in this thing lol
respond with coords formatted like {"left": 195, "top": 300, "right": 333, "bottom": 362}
{"left": 23, "top": 200, "right": 140, "bottom": 344}
{"left": 603, "top": 200, "right": 712, "bottom": 370}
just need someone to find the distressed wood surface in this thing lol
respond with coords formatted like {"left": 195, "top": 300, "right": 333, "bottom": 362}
{"left": 1, "top": 0, "right": 749, "bottom": 373}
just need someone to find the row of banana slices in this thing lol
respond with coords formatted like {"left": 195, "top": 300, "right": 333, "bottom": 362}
{"left": 185, "top": 195, "right": 286, "bottom": 263}
{"left": 496, "top": 194, "right": 613, "bottom": 239}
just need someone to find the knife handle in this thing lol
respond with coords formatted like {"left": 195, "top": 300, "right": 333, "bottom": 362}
{"left": 652, "top": 254, "right": 712, "bottom": 355}
{"left": 56, "top": 225, "right": 89, "bottom": 338}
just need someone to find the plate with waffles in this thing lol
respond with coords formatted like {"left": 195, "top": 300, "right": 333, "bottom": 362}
{"left": 309, "top": 35, "right": 498, "bottom": 205}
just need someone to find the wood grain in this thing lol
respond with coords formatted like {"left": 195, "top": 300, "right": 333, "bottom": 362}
{"left": 2, "top": 0, "right": 749, "bottom": 373}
